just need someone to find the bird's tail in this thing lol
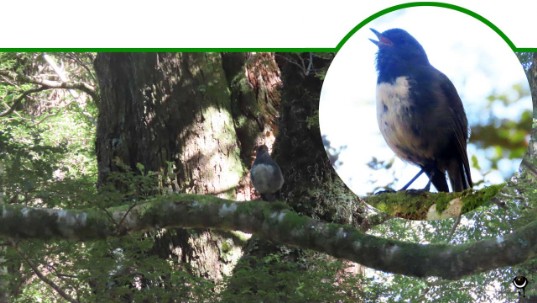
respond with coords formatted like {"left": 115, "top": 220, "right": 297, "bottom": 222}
{"left": 447, "top": 157, "right": 472, "bottom": 192}
{"left": 427, "top": 167, "right": 450, "bottom": 192}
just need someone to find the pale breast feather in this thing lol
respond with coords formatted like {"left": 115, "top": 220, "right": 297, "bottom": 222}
{"left": 376, "top": 76, "right": 434, "bottom": 163}
{"left": 251, "top": 164, "right": 278, "bottom": 193}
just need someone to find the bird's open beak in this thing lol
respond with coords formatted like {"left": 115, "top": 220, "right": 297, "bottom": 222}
{"left": 369, "top": 28, "right": 391, "bottom": 47}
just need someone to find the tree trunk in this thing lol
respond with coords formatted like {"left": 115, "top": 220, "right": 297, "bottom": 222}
{"left": 223, "top": 53, "right": 366, "bottom": 301}
{"left": 94, "top": 53, "right": 245, "bottom": 288}
{"left": 94, "top": 53, "right": 244, "bottom": 195}
{"left": 93, "top": 52, "right": 284, "bottom": 296}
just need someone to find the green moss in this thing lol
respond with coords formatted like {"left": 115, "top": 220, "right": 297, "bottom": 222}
{"left": 365, "top": 185, "right": 506, "bottom": 220}
{"left": 365, "top": 191, "right": 437, "bottom": 220}
{"left": 267, "top": 201, "right": 294, "bottom": 212}
{"left": 229, "top": 230, "right": 251, "bottom": 242}
{"left": 460, "top": 184, "right": 505, "bottom": 213}
{"left": 276, "top": 211, "right": 305, "bottom": 235}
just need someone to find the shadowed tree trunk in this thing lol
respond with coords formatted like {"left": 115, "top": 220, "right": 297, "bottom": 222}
{"left": 95, "top": 53, "right": 241, "bottom": 285}
{"left": 93, "top": 52, "right": 284, "bottom": 297}
{"left": 275, "top": 53, "right": 357, "bottom": 222}
{"left": 222, "top": 53, "right": 366, "bottom": 301}
{"left": 94, "top": 53, "right": 243, "bottom": 194}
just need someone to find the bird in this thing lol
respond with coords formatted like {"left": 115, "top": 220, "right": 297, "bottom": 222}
{"left": 250, "top": 145, "right": 284, "bottom": 201}
{"left": 369, "top": 28, "right": 472, "bottom": 192}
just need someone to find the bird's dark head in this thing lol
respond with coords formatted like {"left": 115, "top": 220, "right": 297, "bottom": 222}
{"left": 254, "top": 145, "right": 271, "bottom": 164}
{"left": 370, "top": 28, "right": 429, "bottom": 78}
{"left": 256, "top": 145, "right": 269, "bottom": 156}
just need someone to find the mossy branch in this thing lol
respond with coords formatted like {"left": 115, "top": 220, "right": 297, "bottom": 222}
{"left": 363, "top": 184, "right": 505, "bottom": 220}
{"left": 0, "top": 193, "right": 535, "bottom": 280}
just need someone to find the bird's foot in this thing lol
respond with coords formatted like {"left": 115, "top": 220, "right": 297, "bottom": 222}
{"left": 374, "top": 188, "right": 396, "bottom": 195}
{"left": 401, "top": 188, "right": 429, "bottom": 196}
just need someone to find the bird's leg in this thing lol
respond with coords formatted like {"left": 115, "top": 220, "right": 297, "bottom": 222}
{"left": 405, "top": 168, "right": 437, "bottom": 195}
{"left": 375, "top": 168, "right": 430, "bottom": 195}
{"left": 399, "top": 169, "right": 425, "bottom": 190}
{"left": 422, "top": 179, "right": 432, "bottom": 191}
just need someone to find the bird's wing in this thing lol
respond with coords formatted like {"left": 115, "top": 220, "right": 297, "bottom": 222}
{"left": 435, "top": 70, "right": 473, "bottom": 189}
{"left": 405, "top": 66, "right": 472, "bottom": 190}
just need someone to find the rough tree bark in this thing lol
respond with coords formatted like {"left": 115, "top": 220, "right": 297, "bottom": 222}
{"left": 93, "top": 52, "right": 284, "bottom": 293}
{"left": 222, "top": 52, "right": 368, "bottom": 300}
{"left": 275, "top": 53, "right": 355, "bottom": 221}
{"left": 92, "top": 52, "right": 368, "bottom": 300}
{"left": 94, "top": 53, "right": 244, "bottom": 288}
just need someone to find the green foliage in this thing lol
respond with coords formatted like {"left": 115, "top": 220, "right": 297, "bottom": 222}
{"left": 0, "top": 53, "right": 38, "bottom": 73}
{"left": 221, "top": 251, "right": 362, "bottom": 303}
{"left": 470, "top": 82, "right": 531, "bottom": 179}
{"left": 311, "top": 53, "right": 336, "bottom": 80}
{"left": 1, "top": 52, "right": 98, "bottom": 207}
{"left": 75, "top": 234, "right": 218, "bottom": 303}
{"left": 0, "top": 107, "right": 97, "bottom": 209}
{"left": 97, "top": 168, "right": 161, "bottom": 209}
{"left": 0, "top": 52, "right": 101, "bottom": 302}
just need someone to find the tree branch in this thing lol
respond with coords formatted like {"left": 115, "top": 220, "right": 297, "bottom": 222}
{"left": 0, "top": 70, "right": 99, "bottom": 103}
{"left": 12, "top": 243, "right": 80, "bottom": 303}
{"left": 364, "top": 184, "right": 504, "bottom": 220}
{"left": 0, "top": 194, "right": 535, "bottom": 280}
{"left": 0, "top": 87, "right": 48, "bottom": 117}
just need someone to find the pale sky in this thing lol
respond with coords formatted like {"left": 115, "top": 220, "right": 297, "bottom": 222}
{"left": 319, "top": 6, "right": 532, "bottom": 196}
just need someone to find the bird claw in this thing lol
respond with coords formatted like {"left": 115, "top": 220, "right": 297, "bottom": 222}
{"left": 374, "top": 188, "right": 396, "bottom": 195}
{"left": 401, "top": 188, "right": 429, "bottom": 196}
{"left": 374, "top": 184, "right": 432, "bottom": 195}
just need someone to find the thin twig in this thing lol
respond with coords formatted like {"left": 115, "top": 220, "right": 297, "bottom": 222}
{"left": 117, "top": 202, "right": 140, "bottom": 235}
{"left": 63, "top": 53, "right": 97, "bottom": 82}
{"left": 275, "top": 53, "right": 310, "bottom": 76}
{"left": 0, "top": 70, "right": 98, "bottom": 102}
{"left": 12, "top": 242, "right": 80, "bottom": 303}
{"left": 305, "top": 52, "right": 313, "bottom": 76}
{"left": 0, "top": 87, "right": 48, "bottom": 117}
{"left": 447, "top": 215, "right": 462, "bottom": 243}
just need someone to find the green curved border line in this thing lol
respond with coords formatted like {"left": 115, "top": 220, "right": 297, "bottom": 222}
{"left": 337, "top": 1, "right": 525, "bottom": 52}
{"left": 0, "top": 2, "right": 534, "bottom": 52}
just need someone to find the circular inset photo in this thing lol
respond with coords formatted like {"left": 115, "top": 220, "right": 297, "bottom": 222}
{"left": 319, "top": 7, "right": 532, "bottom": 198}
